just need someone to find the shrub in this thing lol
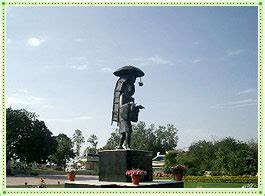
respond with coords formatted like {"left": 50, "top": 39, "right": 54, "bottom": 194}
{"left": 183, "top": 176, "right": 258, "bottom": 183}
{"left": 153, "top": 175, "right": 258, "bottom": 184}
{"left": 185, "top": 168, "right": 202, "bottom": 176}
{"left": 164, "top": 150, "right": 178, "bottom": 166}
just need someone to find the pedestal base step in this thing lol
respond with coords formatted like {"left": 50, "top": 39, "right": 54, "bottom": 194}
{"left": 65, "top": 180, "right": 184, "bottom": 188}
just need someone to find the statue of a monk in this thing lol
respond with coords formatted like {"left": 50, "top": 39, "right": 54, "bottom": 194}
{"left": 111, "top": 66, "right": 145, "bottom": 149}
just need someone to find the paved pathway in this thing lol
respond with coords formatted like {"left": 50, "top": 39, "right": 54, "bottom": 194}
{"left": 7, "top": 175, "right": 99, "bottom": 186}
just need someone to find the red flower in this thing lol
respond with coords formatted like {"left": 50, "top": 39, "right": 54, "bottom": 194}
{"left": 126, "top": 169, "right": 147, "bottom": 176}
{"left": 170, "top": 165, "right": 188, "bottom": 174}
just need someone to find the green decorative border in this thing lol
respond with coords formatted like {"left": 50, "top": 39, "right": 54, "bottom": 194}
{"left": 0, "top": 1, "right": 261, "bottom": 5}
{"left": 1, "top": 1, "right": 6, "bottom": 195}
{"left": 1, "top": 1, "right": 263, "bottom": 195}
{"left": 258, "top": 0, "right": 264, "bottom": 194}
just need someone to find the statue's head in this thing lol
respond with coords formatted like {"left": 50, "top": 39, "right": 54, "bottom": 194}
{"left": 127, "top": 82, "right": 135, "bottom": 96}
{"left": 128, "top": 75, "right": 136, "bottom": 84}
{"left": 120, "top": 76, "right": 135, "bottom": 96}
{"left": 121, "top": 75, "right": 136, "bottom": 83}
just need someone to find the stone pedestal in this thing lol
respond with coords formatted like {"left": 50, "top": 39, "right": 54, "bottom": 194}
{"left": 65, "top": 180, "right": 184, "bottom": 188}
{"left": 99, "top": 150, "right": 153, "bottom": 182}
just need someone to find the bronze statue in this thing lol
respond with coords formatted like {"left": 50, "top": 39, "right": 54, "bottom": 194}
{"left": 111, "top": 66, "right": 145, "bottom": 149}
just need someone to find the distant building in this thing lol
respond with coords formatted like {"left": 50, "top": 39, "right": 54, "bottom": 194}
{"left": 74, "top": 153, "right": 99, "bottom": 174}
{"left": 86, "top": 153, "right": 99, "bottom": 172}
{"left": 152, "top": 152, "right": 165, "bottom": 174}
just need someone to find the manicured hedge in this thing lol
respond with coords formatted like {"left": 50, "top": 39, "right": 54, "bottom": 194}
{"left": 183, "top": 176, "right": 258, "bottom": 183}
{"left": 154, "top": 175, "right": 258, "bottom": 183}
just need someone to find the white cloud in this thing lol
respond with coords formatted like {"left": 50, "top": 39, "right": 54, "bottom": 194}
{"left": 69, "top": 56, "right": 91, "bottom": 71}
{"left": 70, "top": 65, "right": 88, "bottom": 71}
{"left": 193, "top": 41, "right": 200, "bottom": 45}
{"left": 27, "top": 37, "right": 45, "bottom": 47}
{"left": 75, "top": 38, "right": 83, "bottom": 42}
{"left": 237, "top": 88, "right": 257, "bottom": 96}
{"left": 7, "top": 38, "right": 12, "bottom": 44}
{"left": 191, "top": 59, "right": 202, "bottom": 64}
{"left": 100, "top": 67, "right": 113, "bottom": 72}
{"left": 6, "top": 89, "right": 51, "bottom": 110}
{"left": 44, "top": 115, "right": 92, "bottom": 122}
{"left": 133, "top": 55, "right": 173, "bottom": 66}
{"left": 212, "top": 99, "right": 257, "bottom": 109}
{"left": 74, "top": 116, "right": 92, "bottom": 120}
{"left": 226, "top": 49, "right": 244, "bottom": 57}
{"left": 72, "top": 56, "right": 86, "bottom": 61}
{"left": 148, "top": 56, "right": 172, "bottom": 65}
{"left": 18, "top": 89, "right": 29, "bottom": 94}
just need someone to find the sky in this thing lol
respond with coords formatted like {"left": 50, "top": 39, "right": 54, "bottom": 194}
{"left": 6, "top": 6, "right": 258, "bottom": 151}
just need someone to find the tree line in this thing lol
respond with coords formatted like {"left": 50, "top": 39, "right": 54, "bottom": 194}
{"left": 6, "top": 108, "right": 98, "bottom": 170}
{"left": 103, "top": 121, "right": 179, "bottom": 156}
{"left": 164, "top": 138, "right": 258, "bottom": 176}
{"left": 6, "top": 107, "right": 258, "bottom": 176}
{"left": 6, "top": 108, "right": 179, "bottom": 168}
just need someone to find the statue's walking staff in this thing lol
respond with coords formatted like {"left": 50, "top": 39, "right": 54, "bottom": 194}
{"left": 111, "top": 66, "right": 145, "bottom": 149}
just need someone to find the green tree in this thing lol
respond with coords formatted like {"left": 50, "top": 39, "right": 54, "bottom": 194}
{"left": 164, "top": 150, "right": 178, "bottom": 166}
{"left": 84, "top": 134, "right": 98, "bottom": 154}
{"left": 212, "top": 137, "right": 257, "bottom": 175}
{"left": 162, "top": 150, "right": 179, "bottom": 173}
{"left": 72, "top": 129, "right": 85, "bottom": 157}
{"left": 153, "top": 124, "right": 178, "bottom": 154}
{"left": 6, "top": 108, "right": 57, "bottom": 164}
{"left": 131, "top": 122, "right": 156, "bottom": 151}
{"left": 104, "top": 121, "right": 179, "bottom": 157}
{"left": 247, "top": 139, "right": 258, "bottom": 175}
{"left": 103, "top": 123, "right": 156, "bottom": 151}
{"left": 177, "top": 137, "right": 258, "bottom": 176}
{"left": 102, "top": 129, "right": 120, "bottom": 150}
{"left": 176, "top": 151, "right": 199, "bottom": 175}
{"left": 87, "top": 134, "right": 98, "bottom": 149}
{"left": 188, "top": 140, "right": 215, "bottom": 172}
{"left": 50, "top": 134, "right": 75, "bottom": 168}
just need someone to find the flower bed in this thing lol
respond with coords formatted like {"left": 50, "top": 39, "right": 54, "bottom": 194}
{"left": 170, "top": 165, "right": 188, "bottom": 174}
{"left": 153, "top": 172, "right": 171, "bottom": 177}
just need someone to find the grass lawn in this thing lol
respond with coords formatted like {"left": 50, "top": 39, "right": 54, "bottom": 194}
{"left": 185, "top": 182, "right": 246, "bottom": 188}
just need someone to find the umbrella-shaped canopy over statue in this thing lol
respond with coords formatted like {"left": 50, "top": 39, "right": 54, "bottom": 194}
{"left": 113, "top": 65, "right": 145, "bottom": 78}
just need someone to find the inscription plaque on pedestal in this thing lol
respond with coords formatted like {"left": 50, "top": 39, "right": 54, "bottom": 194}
{"left": 99, "top": 150, "right": 153, "bottom": 182}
